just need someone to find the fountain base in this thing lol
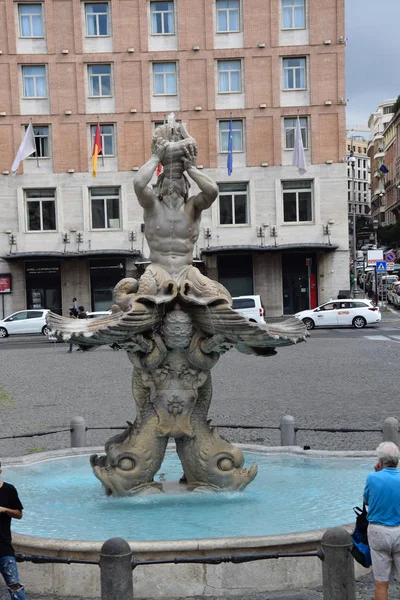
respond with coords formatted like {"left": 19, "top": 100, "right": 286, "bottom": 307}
{"left": 5, "top": 445, "right": 372, "bottom": 597}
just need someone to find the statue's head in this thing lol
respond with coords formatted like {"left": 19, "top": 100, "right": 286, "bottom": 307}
{"left": 157, "top": 173, "right": 190, "bottom": 203}
{"left": 163, "top": 309, "right": 192, "bottom": 348}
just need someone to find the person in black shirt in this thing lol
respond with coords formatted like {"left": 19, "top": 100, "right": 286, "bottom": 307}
{"left": 0, "top": 462, "right": 26, "bottom": 599}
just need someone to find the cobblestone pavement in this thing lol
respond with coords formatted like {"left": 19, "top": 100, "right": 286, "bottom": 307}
{"left": 1, "top": 573, "right": 400, "bottom": 600}
{"left": 1, "top": 311, "right": 400, "bottom": 457}
{"left": 0, "top": 311, "right": 400, "bottom": 598}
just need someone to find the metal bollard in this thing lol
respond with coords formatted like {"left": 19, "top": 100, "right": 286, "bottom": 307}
{"left": 280, "top": 415, "right": 296, "bottom": 446}
{"left": 382, "top": 417, "right": 399, "bottom": 446}
{"left": 100, "top": 537, "right": 133, "bottom": 600}
{"left": 321, "top": 527, "right": 355, "bottom": 600}
{"left": 70, "top": 416, "right": 87, "bottom": 447}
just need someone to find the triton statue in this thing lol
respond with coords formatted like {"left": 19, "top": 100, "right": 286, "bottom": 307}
{"left": 47, "top": 114, "right": 307, "bottom": 497}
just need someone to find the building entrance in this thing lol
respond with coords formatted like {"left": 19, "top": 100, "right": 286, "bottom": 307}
{"left": 282, "top": 253, "right": 317, "bottom": 315}
{"left": 25, "top": 261, "right": 62, "bottom": 314}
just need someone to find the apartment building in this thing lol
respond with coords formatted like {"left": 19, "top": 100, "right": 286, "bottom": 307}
{"left": 0, "top": 0, "right": 348, "bottom": 318}
{"left": 368, "top": 99, "right": 395, "bottom": 224}
{"left": 346, "top": 137, "right": 370, "bottom": 219}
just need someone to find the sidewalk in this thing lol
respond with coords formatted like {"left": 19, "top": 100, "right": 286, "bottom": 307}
{"left": 1, "top": 572, "right": 396, "bottom": 600}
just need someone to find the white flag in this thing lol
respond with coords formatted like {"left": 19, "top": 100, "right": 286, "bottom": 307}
{"left": 292, "top": 115, "right": 307, "bottom": 175}
{"left": 11, "top": 122, "right": 36, "bottom": 174}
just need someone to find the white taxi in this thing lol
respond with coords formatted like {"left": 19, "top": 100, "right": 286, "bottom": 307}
{"left": 294, "top": 299, "right": 381, "bottom": 330}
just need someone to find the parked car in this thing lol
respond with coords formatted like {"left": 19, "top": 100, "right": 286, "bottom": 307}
{"left": 387, "top": 281, "right": 400, "bottom": 304}
{"left": 378, "top": 274, "right": 399, "bottom": 295}
{"left": 231, "top": 296, "right": 265, "bottom": 323}
{"left": 294, "top": 299, "right": 381, "bottom": 330}
{"left": 390, "top": 283, "right": 400, "bottom": 309}
{"left": 0, "top": 309, "right": 50, "bottom": 338}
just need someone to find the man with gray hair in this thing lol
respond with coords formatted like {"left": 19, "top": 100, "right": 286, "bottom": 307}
{"left": 363, "top": 441, "right": 400, "bottom": 600}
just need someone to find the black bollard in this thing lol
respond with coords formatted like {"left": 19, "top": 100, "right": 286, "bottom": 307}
{"left": 100, "top": 537, "right": 133, "bottom": 600}
{"left": 321, "top": 527, "right": 356, "bottom": 600}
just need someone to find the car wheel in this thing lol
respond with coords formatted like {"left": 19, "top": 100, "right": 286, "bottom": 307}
{"left": 0, "top": 327, "right": 8, "bottom": 338}
{"left": 249, "top": 319, "right": 256, "bottom": 323}
{"left": 352, "top": 316, "right": 366, "bottom": 329}
{"left": 42, "top": 325, "right": 50, "bottom": 336}
{"left": 302, "top": 318, "right": 315, "bottom": 330}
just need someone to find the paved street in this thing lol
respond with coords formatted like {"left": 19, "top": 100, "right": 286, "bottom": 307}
{"left": 1, "top": 312, "right": 400, "bottom": 457}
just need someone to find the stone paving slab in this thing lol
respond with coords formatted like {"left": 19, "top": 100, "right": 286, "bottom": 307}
{"left": 3, "top": 572, "right": 400, "bottom": 600}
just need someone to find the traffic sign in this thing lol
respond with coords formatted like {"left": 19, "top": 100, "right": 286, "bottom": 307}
{"left": 368, "top": 250, "right": 384, "bottom": 265}
{"left": 376, "top": 261, "right": 387, "bottom": 273}
{"left": 385, "top": 251, "right": 396, "bottom": 262}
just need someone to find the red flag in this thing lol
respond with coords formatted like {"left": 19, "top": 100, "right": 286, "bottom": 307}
{"left": 92, "top": 123, "right": 102, "bottom": 178}
{"left": 156, "top": 163, "right": 163, "bottom": 177}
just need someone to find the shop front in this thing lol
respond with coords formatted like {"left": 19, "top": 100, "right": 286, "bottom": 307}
{"left": 25, "top": 260, "right": 62, "bottom": 314}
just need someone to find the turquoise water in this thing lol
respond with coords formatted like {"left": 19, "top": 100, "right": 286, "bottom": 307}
{"left": 5, "top": 452, "right": 372, "bottom": 541}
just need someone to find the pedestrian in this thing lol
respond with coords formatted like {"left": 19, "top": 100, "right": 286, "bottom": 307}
{"left": 363, "top": 441, "right": 400, "bottom": 600}
{"left": 67, "top": 309, "right": 76, "bottom": 353}
{"left": 350, "top": 270, "right": 355, "bottom": 297}
{"left": 72, "top": 298, "right": 79, "bottom": 317}
{"left": 77, "top": 306, "right": 87, "bottom": 319}
{"left": 0, "top": 461, "right": 27, "bottom": 599}
{"left": 75, "top": 306, "right": 88, "bottom": 351}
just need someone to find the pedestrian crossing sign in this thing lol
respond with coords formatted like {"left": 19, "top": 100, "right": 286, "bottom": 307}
{"left": 376, "top": 261, "right": 387, "bottom": 273}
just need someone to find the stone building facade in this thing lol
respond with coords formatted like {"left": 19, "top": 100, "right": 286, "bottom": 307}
{"left": 0, "top": 0, "right": 348, "bottom": 318}
{"left": 368, "top": 99, "right": 396, "bottom": 224}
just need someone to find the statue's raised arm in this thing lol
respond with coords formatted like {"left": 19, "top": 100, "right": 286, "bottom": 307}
{"left": 133, "top": 137, "right": 168, "bottom": 209}
{"left": 182, "top": 145, "right": 219, "bottom": 212}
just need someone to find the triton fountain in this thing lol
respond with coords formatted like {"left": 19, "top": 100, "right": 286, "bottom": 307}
{"left": 47, "top": 114, "right": 307, "bottom": 496}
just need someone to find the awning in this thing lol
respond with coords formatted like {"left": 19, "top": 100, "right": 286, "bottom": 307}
{"left": 200, "top": 243, "right": 338, "bottom": 256}
{"left": 1, "top": 249, "right": 141, "bottom": 261}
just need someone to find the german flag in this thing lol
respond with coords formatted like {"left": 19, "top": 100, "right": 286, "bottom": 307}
{"left": 92, "top": 123, "right": 102, "bottom": 178}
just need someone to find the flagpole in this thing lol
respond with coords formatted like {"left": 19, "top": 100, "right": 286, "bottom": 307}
{"left": 30, "top": 118, "right": 39, "bottom": 168}
{"left": 97, "top": 116, "right": 104, "bottom": 166}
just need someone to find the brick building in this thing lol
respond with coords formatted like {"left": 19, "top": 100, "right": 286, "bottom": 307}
{"left": 0, "top": 0, "right": 348, "bottom": 318}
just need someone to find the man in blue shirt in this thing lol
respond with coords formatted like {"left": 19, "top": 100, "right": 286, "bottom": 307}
{"left": 364, "top": 441, "right": 400, "bottom": 600}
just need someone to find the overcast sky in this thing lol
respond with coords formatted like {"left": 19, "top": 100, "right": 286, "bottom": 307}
{"left": 345, "top": 0, "right": 400, "bottom": 133}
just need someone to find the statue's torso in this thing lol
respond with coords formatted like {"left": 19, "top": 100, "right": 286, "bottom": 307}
{"left": 144, "top": 196, "right": 200, "bottom": 271}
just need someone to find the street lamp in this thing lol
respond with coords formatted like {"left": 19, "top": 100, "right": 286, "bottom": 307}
{"left": 348, "top": 150, "right": 357, "bottom": 273}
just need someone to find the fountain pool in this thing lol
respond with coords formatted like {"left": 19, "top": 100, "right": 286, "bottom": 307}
{"left": 8, "top": 450, "right": 371, "bottom": 541}
{"left": 7, "top": 446, "right": 372, "bottom": 598}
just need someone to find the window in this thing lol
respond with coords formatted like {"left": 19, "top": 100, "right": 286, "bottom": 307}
{"left": 25, "top": 125, "right": 49, "bottom": 158}
{"left": 85, "top": 3, "right": 109, "bottom": 36}
{"left": 216, "top": 0, "right": 239, "bottom": 32}
{"left": 88, "top": 64, "right": 111, "bottom": 97}
{"left": 151, "top": 1, "right": 174, "bottom": 34}
{"left": 284, "top": 117, "right": 307, "bottom": 149}
{"left": 282, "top": 0, "right": 305, "bottom": 29}
{"left": 22, "top": 65, "right": 46, "bottom": 98}
{"left": 218, "top": 60, "right": 241, "bottom": 93}
{"left": 218, "top": 183, "right": 248, "bottom": 225}
{"left": 383, "top": 105, "right": 394, "bottom": 115}
{"left": 282, "top": 180, "right": 312, "bottom": 222}
{"left": 90, "top": 124, "right": 114, "bottom": 156}
{"left": 283, "top": 57, "right": 306, "bottom": 90}
{"left": 25, "top": 189, "right": 56, "bottom": 231}
{"left": 153, "top": 62, "right": 177, "bottom": 95}
{"left": 91, "top": 187, "right": 120, "bottom": 229}
{"left": 219, "top": 120, "right": 243, "bottom": 152}
{"left": 19, "top": 4, "right": 43, "bottom": 37}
